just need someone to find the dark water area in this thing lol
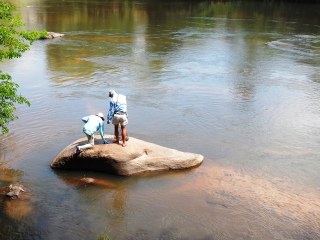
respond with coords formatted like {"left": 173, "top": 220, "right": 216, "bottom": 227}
{"left": 0, "top": 0, "right": 320, "bottom": 239}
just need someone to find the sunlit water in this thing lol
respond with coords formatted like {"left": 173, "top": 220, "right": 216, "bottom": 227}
{"left": 0, "top": 0, "right": 320, "bottom": 239}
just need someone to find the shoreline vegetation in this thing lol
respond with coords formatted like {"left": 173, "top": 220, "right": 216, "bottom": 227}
{"left": 0, "top": 1, "right": 48, "bottom": 134}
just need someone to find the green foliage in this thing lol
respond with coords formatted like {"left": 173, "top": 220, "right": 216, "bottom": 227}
{"left": 0, "top": 1, "right": 46, "bottom": 133}
{"left": 0, "top": 72, "right": 30, "bottom": 133}
{"left": 20, "top": 29, "right": 49, "bottom": 41}
{"left": 0, "top": 1, "right": 27, "bottom": 60}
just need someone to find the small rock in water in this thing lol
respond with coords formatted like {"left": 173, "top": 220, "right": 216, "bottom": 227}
{"left": 6, "top": 183, "right": 25, "bottom": 199}
{"left": 42, "top": 32, "right": 65, "bottom": 39}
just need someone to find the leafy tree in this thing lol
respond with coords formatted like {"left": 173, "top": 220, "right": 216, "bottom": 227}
{"left": 0, "top": 1, "right": 47, "bottom": 133}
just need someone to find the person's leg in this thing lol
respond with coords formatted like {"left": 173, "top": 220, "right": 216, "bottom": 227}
{"left": 119, "top": 114, "right": 128, "bottom": 146}
{"left": 121, "top": 125, "right": 127, "bottom": 147}
{"left": 78, "top": 143, "right": 93, "bottom": 151}
{"left": 112, "top": 115, "right": 121, "bottom": 144}
{"left": 77, "top": 134, "right": 94, "bottom": 152}
{"left": 113, "top": 124, "right": 120, "bottom": 144}
{"left": 88, "top": 134, "right": 94, "bottom": 146}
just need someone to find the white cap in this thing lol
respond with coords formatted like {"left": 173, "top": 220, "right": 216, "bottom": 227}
{"left": 97, "top": 112, "right": 104, "bottom": 119}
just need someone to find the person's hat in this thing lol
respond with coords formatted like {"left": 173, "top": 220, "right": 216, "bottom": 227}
{"left": 108, "top": 89, "right": 116, "bottom": 98}
{"left": 97, "top": 112, "right": 104, "bottom": 120}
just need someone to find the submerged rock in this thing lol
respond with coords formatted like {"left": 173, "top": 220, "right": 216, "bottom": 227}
{"left": 51, "top": 135, "right": 204, "bottom": 176}
{"left": 6, "top": 183, "right": 25, "bottom": 199}
{"left": 0, "top": 183, "right": 32, "bottom": 220}
{"left": 58, "top": 176, "right": 118, "bottom": 189}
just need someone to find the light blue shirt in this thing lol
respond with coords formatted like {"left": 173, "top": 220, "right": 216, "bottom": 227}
{"left": 82, "top": 115, "right": 105, "bottom": 139}
{"left": 107, "top": 91, "right": 127, "bottom": 121}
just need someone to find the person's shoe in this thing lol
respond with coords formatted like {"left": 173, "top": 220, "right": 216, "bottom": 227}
{"left": 75, "top": 146, "right": 82, "bottom": 154}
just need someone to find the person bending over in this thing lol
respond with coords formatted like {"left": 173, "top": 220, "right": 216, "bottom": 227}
{"left": 76, "top": 112, "right": 107, "bottom": 153}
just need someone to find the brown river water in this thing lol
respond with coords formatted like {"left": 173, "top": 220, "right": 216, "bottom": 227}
{"left": 0, "top": 0, "right": 320, "bottom": 239}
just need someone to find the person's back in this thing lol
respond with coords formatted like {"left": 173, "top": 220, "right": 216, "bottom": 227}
{"left": 107, "top": 89, "right": 128, "bottom": 147}
{"left": 110, "top": 90, "right": 127, "bottom": 113}
{"left": 76, "top": 113, "right": 106, "bottom": 153}
{"left": 83, "top": 115, "right": 103, "bottom": 135}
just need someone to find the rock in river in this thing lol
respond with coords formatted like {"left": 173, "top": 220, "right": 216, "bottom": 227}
{"left": 41, "top": 32, "right": 64, "bottom": 39}
{"left": 51, "top": 135, "right": 204, "bottom": 176}
{"left": 5, "top": 183, "right": 26, "bottom": 199}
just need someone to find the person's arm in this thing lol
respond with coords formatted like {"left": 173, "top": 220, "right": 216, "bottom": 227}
{"left": 82, "top": 116, "right": 89, "bottom": 123}
{"left": 99, "top": 121, "right": 107, "bottom": 144}
{"left": 107, "top": 102, "right": 114, "bottom": 123}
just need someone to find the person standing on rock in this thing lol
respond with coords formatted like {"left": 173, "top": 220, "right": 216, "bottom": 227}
{"left": 76, "top": 112, "right": 107, "bottom": 153}
{"left": 107, "top": 89, "right": 128, "bottom": 147}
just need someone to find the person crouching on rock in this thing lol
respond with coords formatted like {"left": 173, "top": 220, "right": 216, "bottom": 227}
{"left": 76, "top": 112, "right": 107, "bottom": 153}
{"left": 107, "top": 89, "right": 128, "bottom": 147}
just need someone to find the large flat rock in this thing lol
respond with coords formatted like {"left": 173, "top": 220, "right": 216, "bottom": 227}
{"left": 50, "top": 135, "right": 204, "bottom": 176}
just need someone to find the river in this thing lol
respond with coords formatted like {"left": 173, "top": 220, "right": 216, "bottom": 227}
{"left": 0, "top": 0, "right": 320, "bottom": 239}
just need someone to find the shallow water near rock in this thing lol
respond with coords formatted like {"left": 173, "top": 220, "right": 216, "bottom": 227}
{"left": 0, "top": 0, "right": 320, "bottom": 239}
